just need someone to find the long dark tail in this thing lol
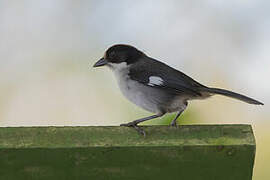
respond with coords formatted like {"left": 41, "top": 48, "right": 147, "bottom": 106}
{"left": 200, "top": 87, "right": 264, "bottom": 105}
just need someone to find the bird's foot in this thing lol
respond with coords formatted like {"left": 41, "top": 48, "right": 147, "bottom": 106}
{"left": 120, "top": 121, "right": 136, "bottom": 127}
{"left": 120, "top": 122, "right": 146, "bottom": 137}
{"left": 169, "top": 121, "right": 178, "bottom": 128}
{"left": 133, "top": 125, "right": 146, "bottom": 137}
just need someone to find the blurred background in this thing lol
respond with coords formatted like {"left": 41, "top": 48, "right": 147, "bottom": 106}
{"left": 0, "top": 0, "right": 269, "bottom": 179}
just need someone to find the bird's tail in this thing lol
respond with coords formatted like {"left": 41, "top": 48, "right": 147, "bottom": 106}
{"left": 199, "top": 87, "right": 264, "bottom": 105}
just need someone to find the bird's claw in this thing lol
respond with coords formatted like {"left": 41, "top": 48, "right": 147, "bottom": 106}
{"left": 120, "top": 122, "right": 146, "bottom": 136}
{"left": 133, "top": 125, "right": 146, "bottom": 136}
{"left": 170, "top": 121, "right": 178, "bottom": 128}
{"left": 120, "top": 122, "right": 135, "bottom": 127}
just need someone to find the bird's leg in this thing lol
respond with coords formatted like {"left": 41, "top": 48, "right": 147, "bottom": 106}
{"left": 120, "top": 113, "right": 164, "bottom": 136}
{"left": 121, "top": 114, "right": 164, "bottom": 126}
{"left": 170, "top": 109, "right": 184, "bottom": 127}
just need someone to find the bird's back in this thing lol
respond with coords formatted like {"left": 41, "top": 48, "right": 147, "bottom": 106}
{"left": 129, "top": 56, "right": 207, "bottom": 97}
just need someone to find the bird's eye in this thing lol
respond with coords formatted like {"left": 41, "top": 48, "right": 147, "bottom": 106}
{"left": 110, "top": 51, "right": 115, "bottom": 58}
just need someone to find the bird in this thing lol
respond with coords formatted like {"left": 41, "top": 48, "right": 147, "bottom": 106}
{"left": 93, "top": 44, "right": 263, "bottom": 136}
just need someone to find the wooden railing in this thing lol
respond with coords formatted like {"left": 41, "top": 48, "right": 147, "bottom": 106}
{"left": 0, "top": 125, "right": 255, "bottom": 180}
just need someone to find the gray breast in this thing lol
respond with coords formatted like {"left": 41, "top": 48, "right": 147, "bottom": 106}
{"left": 111, "top": 63, "right": 188, "bottom": 113}
{"left": 121, "top": 78, "right": 167, "bottom": 113}
{"left": 116, "top": 74, "right": 186, "bottom": 113}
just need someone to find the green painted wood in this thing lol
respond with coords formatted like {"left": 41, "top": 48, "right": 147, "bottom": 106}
{"left": 0, "top": 125, "right": 255, "bottom": 180}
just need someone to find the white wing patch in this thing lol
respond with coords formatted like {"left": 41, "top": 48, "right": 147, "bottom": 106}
{"left": 148, "top": 76, "right": 164, "bottom": 86}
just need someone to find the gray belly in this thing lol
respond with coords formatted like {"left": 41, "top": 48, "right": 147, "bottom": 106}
{"left": 117, "top": 78, "right": 187, "bottom": 113}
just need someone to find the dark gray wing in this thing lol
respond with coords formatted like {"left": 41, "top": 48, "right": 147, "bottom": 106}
{"left": 128, "top": 57, "right": 206, "bottom": 97}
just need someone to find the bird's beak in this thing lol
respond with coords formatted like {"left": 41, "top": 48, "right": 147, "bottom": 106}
{"left": 93, "top": 57, "right": 108, "bottom": 67}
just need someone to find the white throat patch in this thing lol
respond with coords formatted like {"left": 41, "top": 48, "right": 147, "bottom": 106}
{"left": 148, "top": 76, "right": 164, "bottom": 86}
{"left": 108, "top": 62, "right": 128, "bottom": 72}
